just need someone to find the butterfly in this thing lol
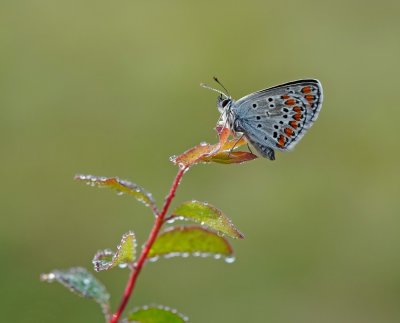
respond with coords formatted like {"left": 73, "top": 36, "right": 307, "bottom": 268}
{"left": 201, "top": 78, "right": 323, "bottom": 160}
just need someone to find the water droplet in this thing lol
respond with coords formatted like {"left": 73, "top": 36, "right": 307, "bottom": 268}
{"left": 40, "top": 272, "right": 55, "bottom": 282}
{"left": 148, "top": 256, "right": 159, "bottom": 262}
{"left": 214, "top": 254, "right": 222, "bottom": 260}
{"left": 224, "top": 256, "right": 236, "bottom": 263}
{"left": 118, "top": 263, "right": 128, "bottom": 269}
{"left": 116, "top": 191, "right": 124, "bottom": 196}
{"left": 169, "top": 155, "right": 177, "bottom": 163}
{"left": 199, "top": 141, "right": 208, "bottom": 146}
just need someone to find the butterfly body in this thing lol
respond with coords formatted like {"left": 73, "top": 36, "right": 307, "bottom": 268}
{"left": 215, "top": 79, "right": 323, "bottom": 160}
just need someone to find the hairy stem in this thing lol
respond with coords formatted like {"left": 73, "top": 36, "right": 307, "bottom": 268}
{"left": 110, "top": 167, "right": 187, "bottom": 323}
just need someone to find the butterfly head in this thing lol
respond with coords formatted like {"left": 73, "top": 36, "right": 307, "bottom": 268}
{"left": 216, "top": 95, "right": 232, "bottom": 113}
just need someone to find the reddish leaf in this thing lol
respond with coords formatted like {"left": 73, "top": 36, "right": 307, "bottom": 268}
{"left": 171, "top": 143, "right": 214, "bottom": 168}
{"left": 172, "top": 127, "right": 257, "bottom": 167}
{"left": 201, "top": 151, "right": 257, "bottom": 164}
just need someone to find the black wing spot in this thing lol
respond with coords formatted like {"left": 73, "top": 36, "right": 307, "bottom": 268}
{"left": 268, "top": 97, "right": 273, "bottom": 102}
{"left": 252, "top": 103, "right": 257, "bottom": 108}
{"left": 273, "top": 132, "right": 277, "bottom": 138}
{"left": 256, "top": 116, "right": 261, "bottom": 120}
{"left": 257, "top": 124, "right": 262, "bottom": 128}
{"left": 274, "top": 125, "right": 279, "bottom": 129}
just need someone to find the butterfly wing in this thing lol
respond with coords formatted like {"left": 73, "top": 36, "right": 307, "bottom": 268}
{"left": 231, "top": 79, "right": 323, "bottom": 160}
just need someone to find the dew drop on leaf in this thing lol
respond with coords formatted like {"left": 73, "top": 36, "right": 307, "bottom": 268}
{"left": 40, "top": 272, "right": 56, "bottom": 282}
{"left": 148, "top": 255, "right": 160, "bottom": 262}
{"left": 224, "top": 256, "right": 236, "bottom": 263}
{"left": 214, "top": 254, "right": 222, "bottom": 260}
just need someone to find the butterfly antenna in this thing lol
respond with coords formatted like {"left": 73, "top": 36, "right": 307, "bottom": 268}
{"left": 213, "top": 76, "right": 230, "bottom": 97}
{"left": 200, "top": 82, "right": 229, "bottom": 98}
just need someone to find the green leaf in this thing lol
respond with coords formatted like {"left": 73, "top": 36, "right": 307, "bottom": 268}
{"left": 93, "top": 231, "right": 137, "bottom": 271}
{"left": 40, "top": 267, "right": 110, "bottom": 305}
{"left": 127, "top": 305, "right": 188, "bottom": 323}
{"left": 172, "top": 200, "right": 244, "bottom": 239}
{"left": 74, "top": 174, "right": 157, "bottom": 212}
{"left": 148, "top": 226, "right": 235, "bottom": 262}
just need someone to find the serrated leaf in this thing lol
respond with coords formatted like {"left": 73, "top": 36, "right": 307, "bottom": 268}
{"left": 172, "top": 201, "right": 244, "bottom": 239}
{"left": 93, "top": 231, "right": 137, "bottom": 271}
{"left": 127, "top": 306, "right": 188, "bottom": 323}
{"left": 74, "top": 174, "right": 157, "bottom": 212}
{"left": 148, "top": 226, "right": 234, "bottom": 262}
{"left": 40, "top": 267, "right": 109, "bottom": 305}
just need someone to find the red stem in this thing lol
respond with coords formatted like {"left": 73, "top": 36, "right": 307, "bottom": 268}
{"left": 110, "top": 167, "right": 187, "bottom": 323}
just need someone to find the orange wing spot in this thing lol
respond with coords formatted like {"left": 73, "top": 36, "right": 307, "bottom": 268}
{"left": 293, "top": 113, "right": 302, "bottom": 121}
{"left": 301, "top": 86, "right": 311, "bottom": 94}
{"left": 289, "top": 121, "right": 298, "bottom": 129}
{"left": 305, "top": 95, "right": 315, "bottom": 102}
{"left": 293, "top": 106, "right": 302, "bottom": 113}
{"left": 281, "top": 95, "right": 290, "bottom": 99}
{"left": 284, "top": 128, "right": 294, "bottom": 136}
{"left": 285, "top": 99, "right": 296, "bottom": 105}
{"left": 277, "top": 135, "right": 285, "bottom": 147}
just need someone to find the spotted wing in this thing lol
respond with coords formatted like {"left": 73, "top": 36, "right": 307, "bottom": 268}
{"left": 231, "top": 79, "right": 323, "bottom": 159}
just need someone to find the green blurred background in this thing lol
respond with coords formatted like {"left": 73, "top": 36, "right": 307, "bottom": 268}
{"left": 2, "top": 0, "right": 400, "bottom": 322}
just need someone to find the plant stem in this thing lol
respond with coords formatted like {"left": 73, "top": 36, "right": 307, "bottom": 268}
{"left": 110, "top": 167, "right": 187, "bottom": 323}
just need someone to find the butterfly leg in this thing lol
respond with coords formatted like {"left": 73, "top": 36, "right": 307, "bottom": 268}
{"left": 228, "top": 133, "right": 245, "bottom": 157}
{"left": 247, "top": 143, "right": 253, "bottom": 154}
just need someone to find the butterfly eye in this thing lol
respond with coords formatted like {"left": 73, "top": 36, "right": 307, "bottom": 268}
{"left": 221, "top": 99, "right": 230, "bottom": 108}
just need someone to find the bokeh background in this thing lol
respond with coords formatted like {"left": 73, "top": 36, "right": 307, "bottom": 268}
{"left": 2, "top": 0, "right": 400, "bottom": 322}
